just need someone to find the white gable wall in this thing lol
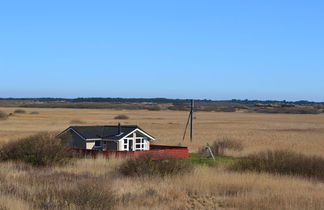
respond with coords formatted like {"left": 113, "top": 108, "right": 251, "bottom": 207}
{"left": 118, "top": 131, "right": 151, "bottom": 151}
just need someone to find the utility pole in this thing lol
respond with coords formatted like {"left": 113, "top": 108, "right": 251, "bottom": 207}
{"left": 183, "top": 99, "right": 194, "bottom": 142}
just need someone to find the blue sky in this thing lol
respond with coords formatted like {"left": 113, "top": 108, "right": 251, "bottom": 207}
{"left": 0, "top": 1, "right": 323, "bottom": 101}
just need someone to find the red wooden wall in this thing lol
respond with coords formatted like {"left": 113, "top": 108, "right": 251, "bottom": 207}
{"left": 73, "top": 144, "right": 189, "bottom": 159}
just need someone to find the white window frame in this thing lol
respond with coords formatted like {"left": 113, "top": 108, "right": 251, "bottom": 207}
{"left": 135, "top": 137, "right": 146, "bottom": 151}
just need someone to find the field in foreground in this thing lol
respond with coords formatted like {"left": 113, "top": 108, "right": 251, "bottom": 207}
{"left": 1, "top": 107, "right": 324, "bottom": 209}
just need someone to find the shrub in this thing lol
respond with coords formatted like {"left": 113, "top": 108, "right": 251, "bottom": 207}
{"left": 0, "top": 132, "right": 73, "bottom": 166}
{"left": 61, "top": 182, "right": 116, "bottom": 210}
{"left": 0, "top": 111, "right": 8, "bottom": 120}
{"left": 147, "top": 105, "right": 161, "bottom": 111}
{"left": 13, "top": 109, "right": 26, "bottom": 114}
{"left": 230, "top": 150, "right": 324, "bottom": 180}
{"left": 199, "top": 138, "right": 243, "bottom": 156}
{"left": 114, "top": 114, "right": 129, "bottom": 120}
{"left": 119, "top": 154, "right": 193, "bottom": 177}
{"left": 29, "top": 111, "right": 39, "bottom": 114}
{"left": 254, "top": 107, "right": 320, "bottom": 114}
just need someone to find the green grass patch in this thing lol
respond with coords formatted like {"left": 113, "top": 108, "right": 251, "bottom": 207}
{"left": 188, "top": 153, "right": 237, "bottom": 166}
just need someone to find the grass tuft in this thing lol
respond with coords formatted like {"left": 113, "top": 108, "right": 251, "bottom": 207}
{"left": 13, "top": 109, "right": 26, "bottom": 114}
{"left": 114, "top": 114, "right": 129, "bottom": 120}
{"left": 29, "top": 111, "right": 39, "bottom": 114}
{"left": 119, "top": 154, "right": 193, "bottom": 177}
{"left": 61, "top": 182, "right": 116, "bottom": 210}
{"left": 188, "top": 153, "right": 237, "bottom": 166}
{"left": 230, "top": 149, "right": 324, "bottom": 180}
{"left": 199, "top": 138, "right": 243, "bottom": 156}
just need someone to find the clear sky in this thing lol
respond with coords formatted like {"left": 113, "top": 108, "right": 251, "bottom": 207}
{"left": 0, "top": 1, "right": 323, "bottom": 101}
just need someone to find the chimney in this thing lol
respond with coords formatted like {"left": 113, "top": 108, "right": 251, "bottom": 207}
{"left": 118, "top": 123, "right": 121, "bottom": 134}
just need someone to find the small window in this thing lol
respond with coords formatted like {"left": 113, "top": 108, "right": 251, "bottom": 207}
{"left": 136, "top": 145, "right": 141, "bottom": 149}
{"left": 141, "top": 139, "right": 144, "bottom": 143}
{"left": 136, "top": 139, "right": 141, "bottom": 143}
{"left": 124, "top": 145, "right": 127, "bottom": 149}
{"left": 124, "top": 139, "right": 127, "bottom": 144}
{"left": 95, "top": 141, "right": 101, "bottom": 146}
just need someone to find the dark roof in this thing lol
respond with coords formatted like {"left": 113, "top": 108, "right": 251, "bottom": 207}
{"left": 64, "top": 125, "right": 152, "bottom": 140}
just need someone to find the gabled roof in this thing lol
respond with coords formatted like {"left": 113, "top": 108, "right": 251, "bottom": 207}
{"left": 59, "top": 125, "right": 155, "bottom": 141}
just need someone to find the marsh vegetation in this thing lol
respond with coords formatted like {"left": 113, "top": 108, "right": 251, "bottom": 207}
{"left": 0, "top": 107, "right": 324, "bottom": 209}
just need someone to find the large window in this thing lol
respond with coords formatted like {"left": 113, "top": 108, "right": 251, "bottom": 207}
{"left": 135, "top": 138, "right": 146, "bottom": 151}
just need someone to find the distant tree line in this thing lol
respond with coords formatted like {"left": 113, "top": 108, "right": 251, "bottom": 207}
{"left": 0, "top": 97, "right": 323, "bottom": 105}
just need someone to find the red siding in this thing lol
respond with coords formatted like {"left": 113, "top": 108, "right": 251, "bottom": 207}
{"left": 73, "top": 144, "right": 189, "bottom": 159}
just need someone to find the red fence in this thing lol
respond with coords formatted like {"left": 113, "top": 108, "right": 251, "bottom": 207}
{"left": 73, "top": 144, "right": 189, "bottom": 159}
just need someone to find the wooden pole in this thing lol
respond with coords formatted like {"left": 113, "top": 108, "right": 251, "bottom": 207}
{"left": 183, "top": 99, "right": 194, "bottom": 142}
{"left": 190, "top": 100, "right": 194, "bottom": 142}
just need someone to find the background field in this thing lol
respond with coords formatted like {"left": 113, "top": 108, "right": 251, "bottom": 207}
{"left": 1, "top": 107, "right": 324, "bottom": 209}
{"left": 1, "top": 107, "right": 324, "bottom": 156}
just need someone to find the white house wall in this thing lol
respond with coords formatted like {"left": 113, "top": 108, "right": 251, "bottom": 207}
{"left": 118, "top": 131, "right": 150, "bottom": 151}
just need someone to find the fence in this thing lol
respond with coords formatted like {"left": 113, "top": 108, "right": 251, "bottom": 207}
{"left": 73, "top": 144, "right": 189, "bottom": 159}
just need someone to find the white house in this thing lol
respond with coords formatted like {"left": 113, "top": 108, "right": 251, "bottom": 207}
{"left": 58, "top": 124, "right": 155, "bottom": 151}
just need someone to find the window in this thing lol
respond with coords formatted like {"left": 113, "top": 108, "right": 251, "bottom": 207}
{"left": 134, "top": 138, "right": 146, "bottom": 151}
{"left": 124, "top": 139, "right": 129, "bottom": 150}
{"left": 95, "top": 141, "right": 101, "bottom": 146}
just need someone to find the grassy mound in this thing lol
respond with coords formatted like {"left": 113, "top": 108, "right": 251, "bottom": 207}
{"left": 29, "top": 111, "right": 39, "bottom": 114}
{"left": 60, "top": 182, "right": 116, "bottom": 210}
{"left": 230, "top": 150, "right": 324, "bottom": 180}
{"left": 0, "top": 132, "right": 73, "bottom": 166}
{"left": 119, "top": 154, "right": 193, "bottom": 177}
{"left": 199, "top": 138, "right": 243, "bottom": 156}
{"left": 188, "top": 153, "right": 236, "bottom": 166}
{"left": 13, "top": 109, "right": 26, "bottom": 114}
{"left": 69, "top": 119, "right": 86, "bottom": 124}
{"left": 114, "top": 114, "right": 129, "bottom": 120}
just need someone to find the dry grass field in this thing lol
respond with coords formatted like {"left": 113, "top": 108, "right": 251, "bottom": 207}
{"left": 1, "top": 107, "right": 324, "bottom": 209}
{"left": 1, "top": 107, "right": 324, "bottom": 156}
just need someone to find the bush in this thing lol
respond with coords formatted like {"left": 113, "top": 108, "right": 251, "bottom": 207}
{"left": 0, "top": 111, "right": 8, "bottom": 120}
{"left": 61, "top": 182, "right": 116, "bottom": 210}
{"left": 230, "top": 150, "right": 324, "bottom": 180}
{"left": 0, "top": 132, "right": 73, "bottom": 166}
{"left": 147, "top": 105, "right": 161, "bottom": 111}
{"left": 114, "top": 114, "right": 129, "bottom": 120}
{"left": 119, "top": 154, "right": 193, "bottom": 177}
{"left": 254, "top": 107, "right": 320, "bottom": 114}
{"left": 30, "top": 111, "right": 39, "bottom": 114}
{"left": 199, "top": 138, "right": 243, "bottom": 156}
{"left": 14, "top": 109, "right": 26, "bottom": 114}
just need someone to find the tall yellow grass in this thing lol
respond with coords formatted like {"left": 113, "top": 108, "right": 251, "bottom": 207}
{"left": 0, "top": 157, "right": 324, "bottom": 209}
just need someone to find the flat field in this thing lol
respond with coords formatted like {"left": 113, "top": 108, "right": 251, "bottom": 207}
{"left": 1, "top": 107, "right": 324, "bottom": 209}
{"left": 1, "top": 107, "right": 324, "bottom": 156}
